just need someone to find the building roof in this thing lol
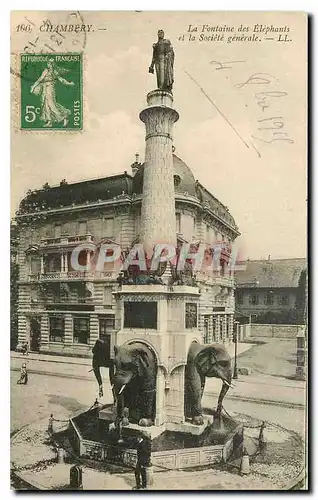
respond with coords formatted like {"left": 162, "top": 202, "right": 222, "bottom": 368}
{"left": 133, "top": 154, "right": 198, "bottom": 197}
{"left": 16, "top": 154, "right": 237, "bottom": 232}
{"left": 235, "top": 258, "right": 307, "bottom": 289}
{"left": 133, "top": 154, "right": 237, "bottom": 228}
{"left": 17, "top": 173, "right": 133, "bottom": 214}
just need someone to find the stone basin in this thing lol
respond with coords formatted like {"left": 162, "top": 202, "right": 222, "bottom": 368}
{"left": 69, "top": 404, "right": 243, "bottom": 470}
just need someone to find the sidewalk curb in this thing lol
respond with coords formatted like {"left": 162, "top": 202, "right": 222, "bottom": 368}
{"left": 11, "top": 353, "right": 91, "bottom": 367}
{"left": 11, "top": 366, "right": 95, "bottom": 382}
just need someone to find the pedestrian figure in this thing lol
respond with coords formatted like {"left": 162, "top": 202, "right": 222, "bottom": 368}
{"left": 21, "top": 342, "right": 28, "bottom": 355}
{"left": 48, "top": 414, "right": 54, "bottom": 434}
{"left": 133, "top": 435, "right": 152, "bottom": 490}
{"left": 258, "top": 421, "right": 266, "bottom": 456}
{"left": 17, "top": 362, "right": 28, "bottom": 384}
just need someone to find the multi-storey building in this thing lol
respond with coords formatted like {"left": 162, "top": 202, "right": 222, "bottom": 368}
{"left": 235, "top": 257, "right": 307, "bottom": 324}
{"left": 15, "top": 153, "right": 240, "bottom": 358}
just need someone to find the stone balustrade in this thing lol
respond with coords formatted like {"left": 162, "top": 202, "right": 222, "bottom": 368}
{"left": 27, "top": 270, "right": 117, "bottom": 282}
{"left": 40, "top": 233, "right": 94, "bottom": 247}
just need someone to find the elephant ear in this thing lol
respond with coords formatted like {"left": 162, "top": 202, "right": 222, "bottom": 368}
{"left": 195, "top": 345, "right": 231, "bottom": 377}
{"left": 195, "top": 347, "right": 218, "bottom": 377}
{"left": 133, "top": 349, "right": 150, "bottom": 376}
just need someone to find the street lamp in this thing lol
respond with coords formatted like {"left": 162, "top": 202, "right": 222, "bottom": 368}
{"left": 233, "top": 320, "right": 239, "bottom": 379}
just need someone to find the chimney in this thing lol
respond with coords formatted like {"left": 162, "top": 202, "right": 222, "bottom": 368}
{"left": 131, "top": 152, "right": 141, "bottom": 177}
{"left": 268, "top": 255, "right": 271, "bottom": 261}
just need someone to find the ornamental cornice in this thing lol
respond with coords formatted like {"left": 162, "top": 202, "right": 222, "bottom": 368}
{"left": 16, "top": 196, "right": 133, "bottom": 219}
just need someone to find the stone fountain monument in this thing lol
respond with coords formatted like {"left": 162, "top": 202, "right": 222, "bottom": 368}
{"left": 69, "top": 31, "right": 243, "bottom": 470}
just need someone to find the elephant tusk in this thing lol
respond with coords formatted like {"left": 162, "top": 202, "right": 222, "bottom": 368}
{"left": 223, "top": 380, "right": 233, "bottom": 388}
{"left": 118, "top": 384, "right": 126, "bottom": 395}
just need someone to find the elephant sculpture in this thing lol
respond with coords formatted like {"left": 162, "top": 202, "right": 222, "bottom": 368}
{"left": 92, "top": 340, "right": 157, "bottom": 427}
{"left": 184, "top": 342, "right": 232, "bottom": 425}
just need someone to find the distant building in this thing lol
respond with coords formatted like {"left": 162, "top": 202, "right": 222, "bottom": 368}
{"left": 234, "top": 257, "right": 307, "bottom": 324}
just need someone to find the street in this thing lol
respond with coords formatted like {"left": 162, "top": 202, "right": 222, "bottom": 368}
{"left": 11, "top": 367, "right": 306, "bottom": 439}
{"left": 10, "top": 337, "right": 307, "bottom": 491}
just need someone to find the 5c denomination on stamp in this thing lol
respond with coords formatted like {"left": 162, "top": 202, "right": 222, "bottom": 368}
{"left": 20, "top": 53, "right": 83, "bottom": 131}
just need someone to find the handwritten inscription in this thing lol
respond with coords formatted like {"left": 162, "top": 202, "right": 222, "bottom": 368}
{"left": 234, "top": 71, "right": 294, "bottom": 150}
{"left": 185, "top": 64, "right": 294, "bottom": 158}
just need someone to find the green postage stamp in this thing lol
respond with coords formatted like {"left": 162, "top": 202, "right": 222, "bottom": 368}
{"left": 20, "top": 53, "right": 82, "bottom": 130}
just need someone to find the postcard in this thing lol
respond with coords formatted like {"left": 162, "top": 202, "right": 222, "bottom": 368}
{"left": 10, "top": 11, "right": 307, "bottom": 491}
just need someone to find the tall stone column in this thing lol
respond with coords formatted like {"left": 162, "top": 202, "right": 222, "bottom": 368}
{"left": 139, "top": 90, "right": 179, "bottom": 256}
{"left": 40, "top": 313, "right": 49, "bottom": 348}
{"left": 89, "top": 314, "right": 99, "bottom": 347}
{"left": 215, "top": 315, "right": 221, "bottom": 343}
{"left": 64, "top": 314, "right": 74, "bottom": 345}
{"left": 228, "top": 314, "right": 234, "bottom": 342}
{"left": 222, "top": 315, "right": 227, "bottom": 343}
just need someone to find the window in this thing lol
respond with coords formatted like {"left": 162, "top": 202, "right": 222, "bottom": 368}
{"left": 73, "top": 317, "right": 90, "bottom": 344}
{"left": 174, "top": 174, "right": 181, "bottom": 187}
{"left": 135, "top": 214, "right": 141, "bottom": 234}
{"left": 78, "top": 221, "right": 87, "bottom": 235}
{"left": 46, "top": 255, "right": 61, "bottom": 273}
{"left": 54, "top": 224, "right": 61, "bottom": 238}
{"left": 206, "top": 225, "right": 211, "bottom": 244}
{"left": 49, "top": 316, "right": 65, "bottom": 342}
{"left": 185, "top": 303, "right": 198, "bottom": 329}
{"left": 237, "top": 292, "right": 244, "bottom": 305}
{"left": 30, "top": 257, "right": 41, "bottom": 274}
{"left": 124, "top": 302, "right": 157, "bottom": 329}
{"left": 280, "top": 295, "right": 290, "bottom": 306}
{"left": 176, "top": 213, "right": 181, "bottom": 233}
{"left": 99, "top": 315, "right": 115, "bottom": 340}
{"left": 30, "top": 287, "right": 38, "bottom": 303}
{"left": 103, "top": 218, "right": 114, "bottom": 237}
{"left": 249, "top": 294, "right": 259, "bottom": 305}
{"left": 76, "top": 283, "right": 86, "bottom": 303}
{"left": 103, "top": 287, "right": 113, "bottom": 306}
{"left": 264, "top": 291, "right": 274, "bottom": 305}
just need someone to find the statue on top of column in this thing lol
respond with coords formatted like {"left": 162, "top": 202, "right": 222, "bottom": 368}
{"left": 149, "top": 30, "right": 174, "bottom": 93}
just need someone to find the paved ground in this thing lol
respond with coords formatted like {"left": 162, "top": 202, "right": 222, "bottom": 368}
{"left": 237, "top": 337, "right": 300, "bottom": 378}
{"left": 10, "top": 338, "right": 307, "bottom": 490}
{"left": 11, "top": 388, "right": 305, "bottom": 491}
{"left": 11, "top": 370, "right": 306, "bottom": 440}
{"left": 11, "top": 338, "right": 306, "bottom": 410}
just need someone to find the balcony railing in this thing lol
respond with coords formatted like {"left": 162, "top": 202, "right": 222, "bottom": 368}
{"left": 49, "top": 297, "right": 94, "bottom": 304}
{"left": 27, "top": 270, "right": 117, "bottom": 282}
{"left": 40, "top": 234, "right": 94, "bottom": 247}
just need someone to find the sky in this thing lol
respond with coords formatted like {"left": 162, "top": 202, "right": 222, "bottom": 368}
{"left": 11, "top": 11, "right": 307, "bottom": 260}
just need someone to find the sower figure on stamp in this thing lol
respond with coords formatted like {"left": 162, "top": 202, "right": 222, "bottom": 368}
{"left": 133, "top": 434, "right": 152, "bottom": 490}
{"left": 149, "top": 30, "right": 174, "bottom": 92}
{"left": 30, "top": 58, "right": 74, "bottom": 128}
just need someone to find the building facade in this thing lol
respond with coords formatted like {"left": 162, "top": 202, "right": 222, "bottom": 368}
{"left": 15, "top": 153, "right": 240, "bottom": 358}
{"left": 235, "top": 257, "right": 307, "bottom": 324}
